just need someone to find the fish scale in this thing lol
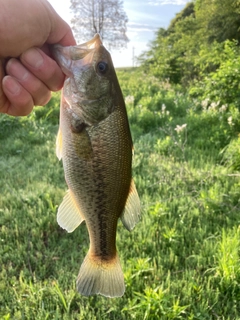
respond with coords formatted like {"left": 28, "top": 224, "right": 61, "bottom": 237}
{"left": 52, "top": 34, "right": 141, "bottom": 298}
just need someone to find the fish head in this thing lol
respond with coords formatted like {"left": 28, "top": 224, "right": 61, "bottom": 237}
{"left": 52, "top": 34, "right": 118, "bottom": 126}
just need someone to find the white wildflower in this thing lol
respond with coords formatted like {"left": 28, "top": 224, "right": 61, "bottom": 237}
{"left": 161, "top": 104, "right": 166, "bottom": 113}
{"left": 174, "top": 123, "right": 187, "bottom": 134}
{"left": 208, "top": 101, "right": 220, "bottom": 111}
{"left": 219, "top": 105, "right": 227, "bottom": 113}
{"left": 125, "top": 95, "right": 134, "bottom": 104}
{"left": 228, "top": 116, "right": 234, "bottom": 126}
{"left": 201, "top": 99, "right": 209, "bottom": 109}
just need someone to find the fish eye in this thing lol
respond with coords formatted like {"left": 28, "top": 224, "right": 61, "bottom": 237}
{"left": 97, "top": 61, "right": 108, "bottom": 74}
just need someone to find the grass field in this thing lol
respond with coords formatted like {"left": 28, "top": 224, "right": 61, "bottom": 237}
{"left": 1, "top": 68, "right": 240, "bottom": 319}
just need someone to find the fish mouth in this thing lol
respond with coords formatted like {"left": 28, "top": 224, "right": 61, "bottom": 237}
{"left": 52, "top": 34, "right": 103, "bottom": 76}
{"left": 69, "top": 33, "right": 103, "bottom": 60}
{"left": 77, "top": 33, "right": 103, "bottom": 51}
{"left": 53, "top": 34, "right": 102, "bottom": 61}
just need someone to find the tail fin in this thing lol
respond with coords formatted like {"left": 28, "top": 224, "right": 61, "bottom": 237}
{"left": 76, "top": 251, "right": 125, "bottom": 298}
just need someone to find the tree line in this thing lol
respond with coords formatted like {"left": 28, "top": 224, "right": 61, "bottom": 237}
{"left": 140, "top": 0, "right": 240, "bottom": 89}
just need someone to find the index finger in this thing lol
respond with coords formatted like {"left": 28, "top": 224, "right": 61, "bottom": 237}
{"left": 41, "top": 0, "right": 76, "bottom": 47}
{"left": 55, "top": 27, "right": 76, "bottom": 47}
{"left": 0, "top": 59, "right": 8, "bottom": 114}
{"left": 46, "top": 9, "right": 76, "bottom": 47}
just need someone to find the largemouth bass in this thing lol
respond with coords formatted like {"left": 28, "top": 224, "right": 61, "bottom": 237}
{"left": 52, "top": 34, "right": 141, "bottom": 298}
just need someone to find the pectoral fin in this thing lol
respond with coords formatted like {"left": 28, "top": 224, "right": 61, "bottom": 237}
{"left": 56, "top": 128, "right": 63, "bottom": 160}
{"left": 57, "top": 189, "right": 85, "bottom": 232}
{"left": 120, "top": 179, "right": 141, "bottom": 231}
{"left": 72, "top": 127, "right": 93, "bottom": 161}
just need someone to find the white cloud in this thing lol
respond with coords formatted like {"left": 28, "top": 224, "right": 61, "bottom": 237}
{"left": 128, "top": 22, "right": 158, "bottom": 32}
{"left": 148, "top": 0, "right": 189, "bottom": 5}
{"left": 126, "top": 8, "right": 159, "bottom": 22}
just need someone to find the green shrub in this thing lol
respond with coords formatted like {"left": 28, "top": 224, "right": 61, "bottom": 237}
{"left": 221, "top": 135, "right": 240, "bottom": 170}
{"left": 189, "top": 40, "right": 240, "bottom": 108}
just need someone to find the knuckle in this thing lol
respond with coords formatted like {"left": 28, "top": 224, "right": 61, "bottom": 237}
{"left": 33, "top": 90, "right": 51, "bottom": 107}
{"left": 10, "top": 93, "right": 34, "bottom": 116}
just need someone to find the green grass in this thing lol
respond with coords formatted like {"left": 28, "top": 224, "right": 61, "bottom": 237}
{"left": 1, "top": 68, "right": 240, "bottom": 319}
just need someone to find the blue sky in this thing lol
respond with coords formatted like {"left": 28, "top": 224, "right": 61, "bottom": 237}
{"left": 48, "top": 0, "right": 190, "bottom": 67}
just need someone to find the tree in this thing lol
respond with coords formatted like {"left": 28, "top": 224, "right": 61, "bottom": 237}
{"left": 140, "top": 0, "right": 240, "bottom": 85}
{"left": 168, "top": 2, "right": 195, "bottom": 34}
{"left": 70, "top": 0, "right": 129, "bottom": 50}
{"left": 195, "top": 0, "right": 240, "bottom": 44}
{"left": 140, "top": 3, "right": 199, "bottom": 84}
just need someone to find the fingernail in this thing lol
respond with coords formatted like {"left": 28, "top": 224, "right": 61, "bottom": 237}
{"left": 7, "top": 59, "right": 28, "bottom": 81}
{"left": 22, "top": 48, "right": 44, "bottom": 68}
{"left": 3, "top": 76, "right": 21, "bottom": 95}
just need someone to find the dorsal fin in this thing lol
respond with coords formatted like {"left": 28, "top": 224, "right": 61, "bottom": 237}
{"left": 57, "top": 189, "right": 85, "bottom": 232}
{"left": 120, "top": 179, "right": 141, "bottom": 231}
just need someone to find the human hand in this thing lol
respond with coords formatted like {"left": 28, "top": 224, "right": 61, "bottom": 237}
{"left": 0, "top": 0, "right": 76, "bottom": 116}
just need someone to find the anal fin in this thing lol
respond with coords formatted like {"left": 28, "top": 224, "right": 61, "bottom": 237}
{"left": 57, "top": 189, "right": 85, "bottom": 232}
{"left": 120, "top": 179, "right": 141, "bottom": 231}
{"left": 56, "top": 128, "right": 63, "bottom": 160}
